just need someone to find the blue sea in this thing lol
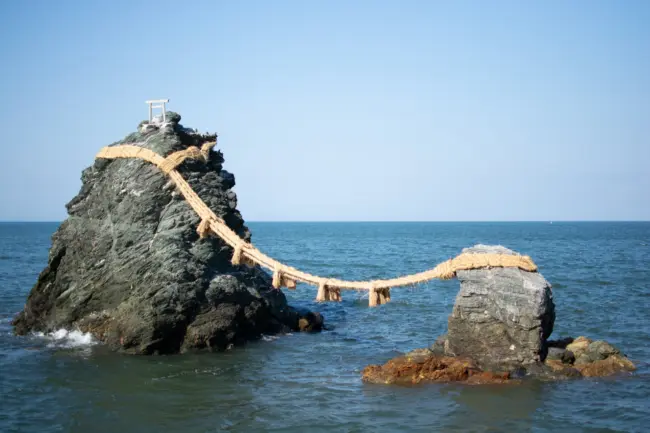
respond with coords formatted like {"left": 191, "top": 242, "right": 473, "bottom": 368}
{"left": 1, "top": 222, "right": 649, "bottom": 432}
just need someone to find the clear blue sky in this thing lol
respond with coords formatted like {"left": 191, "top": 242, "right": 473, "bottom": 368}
{"left": 1, "top": 0, "right": 648, "bottom": 221}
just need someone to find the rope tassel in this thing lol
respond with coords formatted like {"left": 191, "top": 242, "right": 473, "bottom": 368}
{"left": 283, "top": 277, "right": 297, "bottom": 290}
{"left": 197, "top": 218, "right": 212, "bottom": 239}
{"left": 231, "top": 243, "right": 243, "bottom": 265}
{"left": 272, "top": 267, "right": 283, "bottom": 289}
{"left": 316, "top": 281, "right": 327, "bottom": 302}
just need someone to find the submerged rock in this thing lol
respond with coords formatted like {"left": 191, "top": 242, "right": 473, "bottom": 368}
{"left": 445, "top": 245, "right": 555, "bottom": 370}
{"left": 12, "top": 116, "right": 322, "bottom": 354}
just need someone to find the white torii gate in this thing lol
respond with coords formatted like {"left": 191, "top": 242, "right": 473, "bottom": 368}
{"left": 145, "top": 99, "right": 169, "bottom": 122}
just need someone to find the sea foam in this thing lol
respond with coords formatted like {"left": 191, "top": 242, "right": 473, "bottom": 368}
{"left": 34, "top": 329, "right": 97, "bottom": 349}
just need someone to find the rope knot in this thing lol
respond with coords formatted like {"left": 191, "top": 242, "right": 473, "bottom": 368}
{"left": 159, "top": 146, "right": 204, "bottom": 174}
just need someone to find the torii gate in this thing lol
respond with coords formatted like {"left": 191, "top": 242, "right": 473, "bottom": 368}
{"left": 146, "top": 99, "right": 169, "bottom": 122}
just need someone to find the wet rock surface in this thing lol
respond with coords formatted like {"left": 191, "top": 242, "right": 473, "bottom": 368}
{"left": 12, "top": 113, "right": 322, "bottom": 354}
{"left": 362, "top": 349, "right": 513, "bottom": 386}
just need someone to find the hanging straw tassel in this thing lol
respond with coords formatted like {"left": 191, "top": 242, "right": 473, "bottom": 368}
{"left": 272, "top": 266, "right": 283, "bottom": 289}
{"left": 283, "top": 277, "right": 297, "bottom": 290}
{"left": 327, "top": 287, "right": 342, "bottom": 302}
{"left": 378, "top": 288, "right": 391, "bottom": 304}
{"left": 368, "top": 282, "right": 379, "bottom": 307}
{"left": 231, "top": 243, "right": 243, "bottom": 266}
{"left": 197, "top": 218, "right": 212, "bottom": 239}
{"left": 316, "top": 280, "right": 327, "bottom": 302}
{"left": 241, "top": 255, "right": 256, "bottom": 267}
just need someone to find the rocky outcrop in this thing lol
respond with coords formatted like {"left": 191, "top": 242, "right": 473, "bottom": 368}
{"left": 363, "top": 245, "right": 636, "bottom": 385}
{"left": 544, "top": 336, "right": 635, "bottom": 378}
{"left": 362, "top": 348, "right": 513, "bottom": 385}
{"left": 445, "top": 245, "right": 555, "bottom": 370}
{"left": 12, "top": 112, "right": 322, "bottom": 354}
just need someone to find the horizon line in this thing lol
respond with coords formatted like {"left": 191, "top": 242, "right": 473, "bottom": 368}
{"left": 1, "top": 219, "right": 649, "bottom": 224}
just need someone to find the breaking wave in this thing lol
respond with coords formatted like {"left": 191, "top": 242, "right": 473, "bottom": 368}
{"left": 33, "top": 329, "right": 97, "bottom": 349}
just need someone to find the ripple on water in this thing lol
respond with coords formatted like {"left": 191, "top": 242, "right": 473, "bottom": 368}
{"left": 1, "top": 222, "right": 650, "bottom": 433}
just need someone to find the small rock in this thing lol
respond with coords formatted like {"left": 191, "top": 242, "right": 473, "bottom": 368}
{"left": 297, "top": 312, "right": 324, "bottom": 332}
{"left": 566, "top": 336, "right": 591, "bottom": 358}
{"left": 574, "top": 354, "right": 593, "bottom": 365}
{"left": 546, "top": 347, "right": 575, "bottom": 364}
{"left": 165, "top": 111, "right": 181, "bottom": 124}
{"left": 544, "top": 360, "right": 583, "bottom": 379}
{"left": 429, "top": 334, "right": 447, "bottom": 355}
{"left": 546, "top": 337, "right": 574, "bottom": 349}
{"left": 587, "top": 340, "right": 620, "bottom": 361}
{"left": 575, "top": 354, "right": 636, "bottom": 377}
{"left": 561, "top": 350, "right": 575, "bottom": 364}
{"left": 546, "top": 347, "right": 566, "bottom": 361}
{"left": 405, "top": 348, "right": 434, "bottom": 363}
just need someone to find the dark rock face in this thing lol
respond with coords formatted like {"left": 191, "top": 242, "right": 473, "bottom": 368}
{"left": 445, "top": 245, "right": 555, "bottom": 370}
{"left": 12, "top": 117, "right": 322, "bottom": 354}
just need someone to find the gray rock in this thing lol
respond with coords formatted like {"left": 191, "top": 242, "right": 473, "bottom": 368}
{"left": 430, "top": 334, "right": 447, "bottom": 355}
{"left": 12, "top": 116, "right": 322, "bottom": 354}
{"left": 165, "top": 111, "right": 181, "bottom": 124}
{"left": 546, "top": 347, "right": 575, "bottom": 364}
{"left": 546, "top": 347, "right": 566, "bottom": 361}
{"left": 521, "top": 362, "right": 579, "bottom": 380}
{"left": 587, "top": 340, "right": 620, "bottom": 361}
{"left": 405, "top": 348, "right": 434, "bottom": 363}
{"left": 561, "top": 350, "right": 576, "bottom": 364}
{"left": 445, "top": 244, "right": 555, "bottom": 370}
{"left": 575, "top": 354, "right": 593, "bottom": 365}
{"left": 546, "top": 337, "right": 574, "bottom": 349}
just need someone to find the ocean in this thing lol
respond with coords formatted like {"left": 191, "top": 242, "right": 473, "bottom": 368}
{"left": 1, "top": 222, "right": 649, "bottom": 432}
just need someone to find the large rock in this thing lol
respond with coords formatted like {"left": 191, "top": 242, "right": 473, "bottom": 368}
{"left": 444, "top": 245, "right": 555, "bottom": 370}
{"left": 12, "top": 116, "right": 322, "bottom": 354}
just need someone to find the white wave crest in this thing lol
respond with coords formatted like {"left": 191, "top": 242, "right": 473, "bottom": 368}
{"left": 34, "top": 329, "right": 98, "bottom": 348}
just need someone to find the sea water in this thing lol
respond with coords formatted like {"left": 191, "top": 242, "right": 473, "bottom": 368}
{"left": 1, "top": 222, "right": 649, "bottom": 432}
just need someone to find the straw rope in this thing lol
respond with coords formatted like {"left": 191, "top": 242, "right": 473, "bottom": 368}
{"left": 96, "top": 143, "right": 539, "bottom": 296}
